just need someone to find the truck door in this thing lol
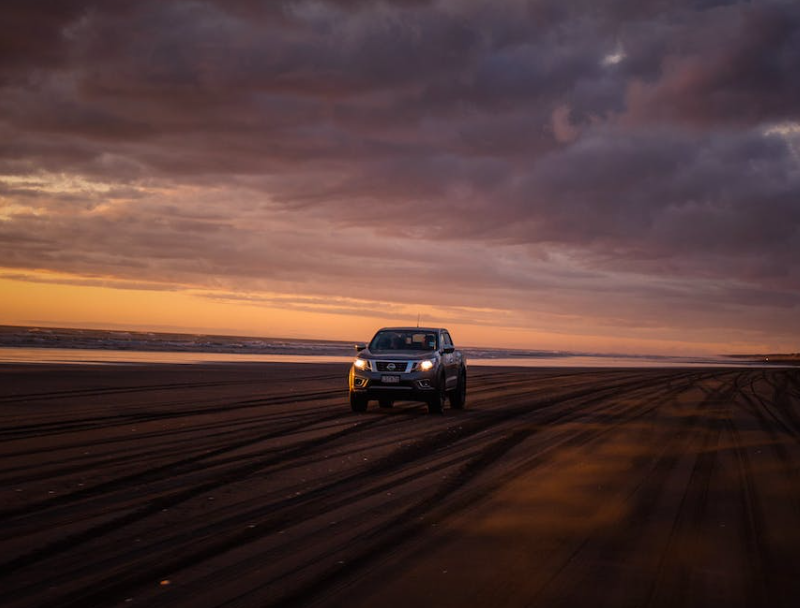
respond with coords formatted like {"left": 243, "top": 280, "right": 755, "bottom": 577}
{"left": 441, "top": 331, "right": 457, "bottom": 389}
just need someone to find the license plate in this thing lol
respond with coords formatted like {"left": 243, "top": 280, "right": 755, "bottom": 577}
{"left": 381, "top": 375, "right": 400, "bottom": 384}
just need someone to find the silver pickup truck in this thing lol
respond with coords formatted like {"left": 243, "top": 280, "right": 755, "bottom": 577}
{"left": 348, "top": 327, "right": 467, "bottom": 414}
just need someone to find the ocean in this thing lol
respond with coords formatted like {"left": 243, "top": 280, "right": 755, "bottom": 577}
{"left": 0, "top": 325, "right": 767, "bottom": 368}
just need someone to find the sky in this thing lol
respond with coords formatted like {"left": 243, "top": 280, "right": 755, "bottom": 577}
{"left": 1, "top": 0, "right": 799, "bottom": 354}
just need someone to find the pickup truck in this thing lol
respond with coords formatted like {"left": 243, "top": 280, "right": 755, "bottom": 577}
{"left": 348, "top": 327, "right": 467, "bottom": 414}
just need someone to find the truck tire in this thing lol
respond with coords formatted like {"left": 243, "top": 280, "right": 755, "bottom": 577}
{"left": 427, "top": 374, "right": 445, "bottom": 414}
{"left": 449, "top": 368, "right": 467, "bottom": 410}
{"left": 350, "top": 391, "right": 368, "bottom": 412}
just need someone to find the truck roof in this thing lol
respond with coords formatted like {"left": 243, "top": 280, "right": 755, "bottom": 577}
{"left": 376, "top": 327, "right": 448, "bottom": 333}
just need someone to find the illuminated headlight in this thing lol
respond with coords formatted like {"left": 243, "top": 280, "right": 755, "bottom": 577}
{"left": 354, "top": 358, "right": 371, "bottom": 371}
{"left": 418, "top": 359, "right": 435, "bottom": 371}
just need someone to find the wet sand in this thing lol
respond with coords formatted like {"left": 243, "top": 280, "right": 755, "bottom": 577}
{"left": 2, "top": 363, "right": 800, "bottom": 607}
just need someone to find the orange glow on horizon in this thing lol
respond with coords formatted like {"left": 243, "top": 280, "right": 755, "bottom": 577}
{"left": 0, "top": 271, "right": 777, "bottom": 355}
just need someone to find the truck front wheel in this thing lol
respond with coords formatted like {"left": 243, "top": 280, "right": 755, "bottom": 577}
{"left": 350, "top": 391, "right": 368, "bottom": 412}
{"left": 427, "top": 373, "right": 446, "bottom": 414}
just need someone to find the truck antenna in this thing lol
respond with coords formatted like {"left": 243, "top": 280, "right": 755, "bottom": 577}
{"left": 417, "top": 312, "right": 420, "bottom": 328}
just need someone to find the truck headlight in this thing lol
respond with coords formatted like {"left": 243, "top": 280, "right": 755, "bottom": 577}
{"left": 354, "top": 358, "right": 370, "bottom": 370}
{"left": 418, "top": 359, "right": 435, "bottom": 371}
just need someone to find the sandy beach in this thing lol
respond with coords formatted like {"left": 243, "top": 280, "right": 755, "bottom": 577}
{"left": 2, "top": 363, "right": 800, "bottom": 607}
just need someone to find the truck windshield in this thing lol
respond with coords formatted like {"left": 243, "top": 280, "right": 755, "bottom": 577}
{"left": 370, "top": 330, "right": 438, "bottom": 351}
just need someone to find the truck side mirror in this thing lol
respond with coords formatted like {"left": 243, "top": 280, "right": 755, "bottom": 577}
{"left": 354, "top": 343, "right": 367, "bottom": 351}
{"left": 443, "top": 346, "right": 455, "bottom": 354}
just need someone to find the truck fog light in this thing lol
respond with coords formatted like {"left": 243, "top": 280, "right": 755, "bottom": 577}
{"left": 418, "top": 379, "right": 431, "bottom": 388}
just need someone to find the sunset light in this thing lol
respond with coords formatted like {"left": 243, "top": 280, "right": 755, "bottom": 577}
{"left": 2, "top": 3, "right": 799, "bottom": 608}
{"left": 1, "top": 1, "right": 798, "bottom": 354}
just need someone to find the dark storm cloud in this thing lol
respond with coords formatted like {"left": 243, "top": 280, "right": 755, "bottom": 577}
{"left": 1, "top": 0, "right": 799, "bottom": 345}
{"left": 625, "top": 2, "right": 800, "bottom": 126}
{"left": 513, "top": 127, "right": 800, "bottom": 267}
{"left": 0, "top": 1, "right": 87, "bottom": 78}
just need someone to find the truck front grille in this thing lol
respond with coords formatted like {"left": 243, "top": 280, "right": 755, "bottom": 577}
{"left": 375, "top": 361, "right": 408, "bottom": 372}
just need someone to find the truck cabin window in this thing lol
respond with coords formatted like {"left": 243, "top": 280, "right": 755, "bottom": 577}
{"left": 370, "top": 331, "right": 438, "bottom": 351}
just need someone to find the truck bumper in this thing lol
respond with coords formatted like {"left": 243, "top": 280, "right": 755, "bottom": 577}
{"left": 349, "top": 367, "right": 440, "bottom": 402}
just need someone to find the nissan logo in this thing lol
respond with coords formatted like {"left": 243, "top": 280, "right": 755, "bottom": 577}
{"left": 387, "top": 363, "right": 396, "bottom": 370}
